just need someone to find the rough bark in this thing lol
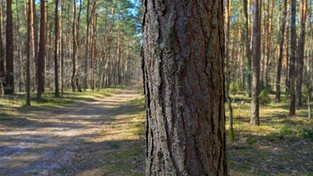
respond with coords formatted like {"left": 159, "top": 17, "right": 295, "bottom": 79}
{"left": 289, "top": 0, "right": 296, "bottom": 116}
{"left": 143, "top": 0, "right": 227, "bottom": 175}
{"left": 250, "top": 0, "right": 261, "bottom": 125}
{"left": 275, "top": 0, "right": 287, "bottom": 103}
{"left": 5, "top": 0, "right": 14, "bottom": 95}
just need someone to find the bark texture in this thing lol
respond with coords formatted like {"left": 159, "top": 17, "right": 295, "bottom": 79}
{"left": 142, "top": 0, "right": 227, "bottom": 175}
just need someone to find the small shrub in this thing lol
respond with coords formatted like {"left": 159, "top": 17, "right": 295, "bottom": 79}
{"left": 229, "top": 80, "right": 244, "bottom": 94}
{"left": 279, "top": 124, "right": 293, "bottom": 136}
{"left": 246, "top": 136, "right": 257, "bottom": 145}
{"left": 300, "top": 128, "right": 313, "bottom": 142}
{"left": 259, "top": 87, "right": 271, "bottom": 105}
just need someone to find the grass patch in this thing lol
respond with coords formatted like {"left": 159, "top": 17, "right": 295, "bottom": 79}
{"left": 227, "top": 90, "right": 313, "bottom": 175}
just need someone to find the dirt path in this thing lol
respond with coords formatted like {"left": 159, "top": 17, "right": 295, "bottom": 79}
{"left": 0, "top": 87, "right": 144, "bottom": 176}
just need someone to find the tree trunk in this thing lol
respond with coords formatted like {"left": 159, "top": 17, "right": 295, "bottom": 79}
{"left": 0, "top": 1, "right": 4, "bottom": 95}
{"left": 275, "top": 0, "right": 287, "bottom": 102}
{"left": 226, "top": 0, "right": 235, "bottom": 142}
{"left": 5, "top": 0, "right": 14, "bottom": 95}
{"left": 243, "top": 0, "right": 251, "bottom": 97}
{"left": 296, "top": 0, "right": 307, "bottom": 108}
{"left": 289, "top": 0, "right": 296, "bottom": 116}
{"left": 37, "top": 0, "right": 46, "bottom": 98}
{"left": 26, "top": 0, "right": 31, "bottom": 106}
{"left": 54, "top": 0, "right": 59, "bottom": 97}
{"left": 31, "top": 0, "right": 38, "bottom": 89}
{"left": 250, "top": 0, "right": 261, "bottom": 125}
{"left": 60, "top": 0, "right": 64, "bottom": 96}
{"left": 71, "top": 0, "right": 77, "bottom": 92}
{"left": 143, "top": 0, "right": 227, "bottom": 175}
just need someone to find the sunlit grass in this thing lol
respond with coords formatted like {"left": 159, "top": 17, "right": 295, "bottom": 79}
{"left": 227, "top": 90, "right": 313, "bottom": 175}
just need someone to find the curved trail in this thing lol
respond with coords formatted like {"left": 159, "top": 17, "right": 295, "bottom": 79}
{"left": 0, "top": 87, "right": 143, "bottom": 176}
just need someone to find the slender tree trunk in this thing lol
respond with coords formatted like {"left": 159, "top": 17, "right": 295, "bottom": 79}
{"left": 251, "top": 0, "right": 261, "bottom": 125}
{"left": 289, "top": 0, "right": 297, "bottom": 116}
{"left": 71, "top": 0, "right": 77, "bottom": 92}
{"left": 54, "top": 0, "right": 59, "bottom": 97}
{"left": 275, "top": 0, "right": 287, "bottom": 102}
{"left": 226, "top": 0, "right": 235, "bottom": 142}
{"left": 244, "top": 0, "right": 251, "bottom": 97}
{"left": 26, "top": 0, "right": 32, "bottom": 106}
{"left": 37, "top": 0, "right": 46, "bottom": 98}
{"left": 60, "top": 0, "right": 64, "bottom": 95}
{"left": 5, "top": 0, "right": 14, "bottom": 95}
{"left": 31, "top": 0, "right": 38, "bottom": 89}
{"left": 296, "top": 0, "right": 307, "bottom": 107}
{"left": 143, "top": 0, "right": 227, "bottom": 175}
{"left": 83, "top": 0, "right": 91, "bottom": 91}
{"left": 0, "top": 1, "right": 4, "bottom": 95}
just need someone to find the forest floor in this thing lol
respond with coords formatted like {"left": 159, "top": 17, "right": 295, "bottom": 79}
{"left": 1, "top": 86, "right": 313, "bottom": 176}
{"left": 0, "top": 86, "right": 145, "bottom": 176}
{"left": 226, "top": 92, "right": 313, "bottom": 176}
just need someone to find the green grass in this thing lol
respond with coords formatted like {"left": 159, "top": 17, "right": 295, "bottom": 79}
{"left": 227, "top": 91, "right": 313, "bottom": 175}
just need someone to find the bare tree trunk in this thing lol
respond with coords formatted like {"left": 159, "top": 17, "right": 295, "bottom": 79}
{"left": 243, "top": 0, "right": 251, "bottom": 97}
{"left": 31, "top": 0, "right": 38, "bottom": 89}
{"left": 37, "top": 0, "right": 46, "bottom": 98}
{"left": 60, "top": 0, "right": 64, "bottom": 95}
{"left": 0, "top": 0, "right": 4, "bottom": 95}
{"left": 26, "top": 0, "right": 31, "bottom": 106}
{"left": 226, "top": 0, "right": 235, "bottom": 142}
{"left": 275, "top": 0, "right": 287, "bottom": 102}
{"left": 296, "top": 0, "right": 307, "bottom": 107}
{"left": 143, "top": 0, "right": 227, "bottom": 175}
{"left": 251, "top": 0, "right": 261, "bottom": 125}
{"left": 71, "top": 0, "right": 77, "bottom": 92}
{"left": 5, "top": 0, "right": 14, "bottom": 95}
{"left": 289, "top": 0, "right": 297, "bottom": 116}
{"left": 54, "top": 0, "right": 59, "bottom": 97}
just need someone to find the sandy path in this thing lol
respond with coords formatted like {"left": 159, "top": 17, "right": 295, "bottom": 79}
{"left": 0, "top": 88, "right": 142, "bottom": 176}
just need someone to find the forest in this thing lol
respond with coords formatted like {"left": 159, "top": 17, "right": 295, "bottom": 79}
{"left": 0, "top": 0, "right": 312, "bottom": 175}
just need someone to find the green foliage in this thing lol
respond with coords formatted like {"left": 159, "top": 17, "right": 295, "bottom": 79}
{"left": 279, "top": 124, "right": 293, "bottom": 136}
{"left": 301, "top": 128, "right": 313, "bottom": 142}
{"left": 303, "top": 85, "right": 312, "bottom": 97}
{"left": 229, "top": 80, "right": 244, "bottom": 94}
{"left": 259, "top": 87, "right": 271, "bottom": 105}
{"left": 246, "top": 136, "right": 257, "bottom": 145}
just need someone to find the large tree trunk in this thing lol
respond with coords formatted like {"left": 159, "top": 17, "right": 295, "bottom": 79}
{"left": 142, "top": 0, "right": 227, "bottom": 175}
{"left": 5, "top": 0, "right": 14, "bottom": 95}
{"left": 275, "top": 0, "right": 287, "bottom": 102}
{"left": 37, "top": 0, "right": 46, "bottom": 98}
{"left": 296, "top": 0, "right": 307, "bottom": 108}
{"left": 289, "top": 0, "right": 296, "bottom": 116}
{"left": 250, "top": 0, "right": 261, "bottom": 125}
